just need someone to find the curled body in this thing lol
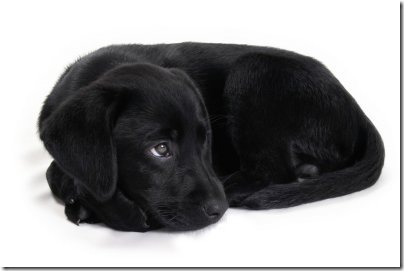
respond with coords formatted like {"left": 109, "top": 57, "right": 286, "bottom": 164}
{"left": 38, "top": 42, "right": 384, "bottom": 231}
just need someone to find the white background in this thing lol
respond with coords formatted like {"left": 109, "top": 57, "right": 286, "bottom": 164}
{"left": 0, "top": 0, "right": 400, "bottom": 267}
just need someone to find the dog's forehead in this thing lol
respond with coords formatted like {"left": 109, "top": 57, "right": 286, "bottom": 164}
{"left": 134, "top": 92, "right": 206, "bottom": 131}
{"left": 106, "top": 63, "right": 208, "bottom": 135}
{"left": 113, "top": 64, "right": 203, "bottom": 112}
{"left": 117, "top": 84, "right": 208, "bottom": 139}
{"left": 134, "top": 75, "right": 204, "bottom": 116}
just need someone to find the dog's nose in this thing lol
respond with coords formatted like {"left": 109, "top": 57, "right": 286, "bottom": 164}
{"left": 202, "top": 200, "right": 227, "bottom": 221}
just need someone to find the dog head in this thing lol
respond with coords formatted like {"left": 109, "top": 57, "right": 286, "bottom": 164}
{"left": 40, "top": 63, "right": 228, "bottom": 231}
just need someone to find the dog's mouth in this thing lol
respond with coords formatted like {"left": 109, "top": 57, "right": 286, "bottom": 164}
{"left": 117, "top": 185, "right": 227, "bottom": 231}
{"left": 122, "top": 189, "right": 187, "bottom": 230}
{"left": 154, "top": 203, "right": 197, "bottom": 231}
{"left": 151, "top": 201, "right": 226, "bottom": 231}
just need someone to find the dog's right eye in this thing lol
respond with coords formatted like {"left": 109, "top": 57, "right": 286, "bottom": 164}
{"left": 150, "top": 143, "right": 171, "bottom": 158}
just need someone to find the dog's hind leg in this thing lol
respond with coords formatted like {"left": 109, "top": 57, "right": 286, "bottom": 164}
{"left": 221, "top": 51, "right": 382, "bottom": 210}
{"left": 46, "top": 161, "right": 100, "bottom": 224}
{"left": 222, "top": 52, "right": 360, "bottom": 207}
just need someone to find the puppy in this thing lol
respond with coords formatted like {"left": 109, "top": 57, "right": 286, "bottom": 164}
{"left": 38, "top": 42, "right": 384, "bottom": 231}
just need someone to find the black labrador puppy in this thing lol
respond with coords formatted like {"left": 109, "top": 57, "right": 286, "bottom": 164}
{"left": 38, "top": 42, "right": 384, "bottom": 232}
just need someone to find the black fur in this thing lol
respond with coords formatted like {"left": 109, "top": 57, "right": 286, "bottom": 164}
{"left": 38, "top": 42, "right": 384, "bottom": 231}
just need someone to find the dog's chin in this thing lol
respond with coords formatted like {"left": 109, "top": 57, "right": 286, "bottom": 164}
{"left": 160, "top": 217, "right": 214, "bottom": 231}
{"left": 152, "top": 209, "right": 222, "bottom": 231}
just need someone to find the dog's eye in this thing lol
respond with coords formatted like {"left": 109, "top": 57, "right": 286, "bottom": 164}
{"left": 150, "top": 143, "right": 171, "bottom": 158}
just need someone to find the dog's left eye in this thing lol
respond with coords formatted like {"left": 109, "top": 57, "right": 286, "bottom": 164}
{"left": 150, "top": 143, "right": 171, "bottom": 158}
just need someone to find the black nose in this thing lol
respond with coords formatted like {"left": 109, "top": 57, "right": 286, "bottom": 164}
{"left": 202, "top": 200, "right": 226, "bottom": 221}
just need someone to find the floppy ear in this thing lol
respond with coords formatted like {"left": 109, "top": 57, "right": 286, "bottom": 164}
{"left": 40, "top": 86, "right": 124, "bottom": 202}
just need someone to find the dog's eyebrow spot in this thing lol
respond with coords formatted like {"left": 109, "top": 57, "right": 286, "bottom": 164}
{"left": 144, "top": 127, "right": 179, "bottom": 141}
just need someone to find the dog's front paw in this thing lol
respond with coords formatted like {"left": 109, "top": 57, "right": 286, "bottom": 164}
{"left": 64, "top": 198, "right": 99, "bottom": 225}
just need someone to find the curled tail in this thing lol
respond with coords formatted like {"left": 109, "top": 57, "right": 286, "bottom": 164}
{"left": 239, "top": 118, "right": 385, "bottom": 209}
